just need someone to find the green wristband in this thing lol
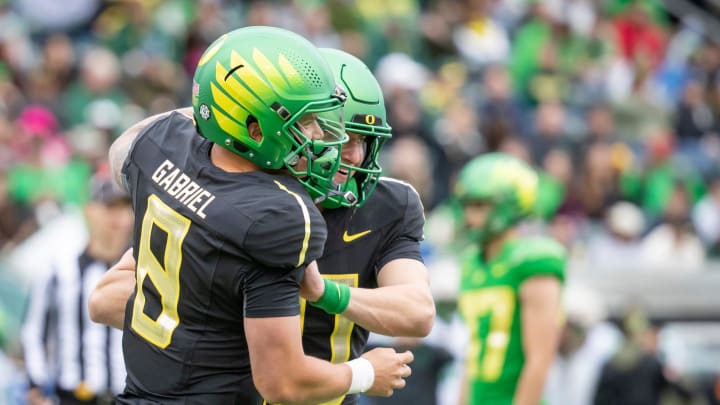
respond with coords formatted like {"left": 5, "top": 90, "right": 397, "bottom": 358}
{"left": 309, "top": 278, "right": 351, "bottom": 314}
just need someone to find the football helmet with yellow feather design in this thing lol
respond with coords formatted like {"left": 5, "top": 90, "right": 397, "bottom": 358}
{"left": 454, "top": 153, "right": 538, "bottom": 243}
{"left": 192, "top": 26, "right": 347, "bottom": 201}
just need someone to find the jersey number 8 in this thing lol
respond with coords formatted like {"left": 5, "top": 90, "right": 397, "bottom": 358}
{"left": 131, "top": 194, "right": 190, "bottom": 348}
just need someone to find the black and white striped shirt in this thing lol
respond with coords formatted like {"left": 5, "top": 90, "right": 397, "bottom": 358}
{"left": 21, "top": 250, "right": 125, "bottom": 395}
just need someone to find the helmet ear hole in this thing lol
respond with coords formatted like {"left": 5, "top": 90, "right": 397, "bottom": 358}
{"left": 247, "top": 117, "right": 263, "bottom": 143}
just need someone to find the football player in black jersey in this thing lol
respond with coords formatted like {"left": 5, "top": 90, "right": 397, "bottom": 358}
{"left": 291, "top": 49, "right": 435, "bottom": 405}
{"left": 91, "top": 27, "right": 413, "bottom": 404}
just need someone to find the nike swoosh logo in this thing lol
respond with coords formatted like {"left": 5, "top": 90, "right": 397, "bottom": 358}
{"left": 342, "top": 229, "right": 372, "bottom": 243}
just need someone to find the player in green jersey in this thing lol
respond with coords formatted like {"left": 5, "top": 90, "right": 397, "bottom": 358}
{"left": 454, "top": 153, "right": 566, "bottom": 405}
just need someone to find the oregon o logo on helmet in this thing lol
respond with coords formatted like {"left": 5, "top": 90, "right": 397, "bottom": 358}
{"left": 364, "top": 114, "right": 376, "bottom": 125}
{"left": 199, "top": 104, "right": 211, "bottom": 120}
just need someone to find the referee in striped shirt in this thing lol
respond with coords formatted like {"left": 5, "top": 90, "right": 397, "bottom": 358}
{"left": 22, "top": 175, "right": 134, "bottom": 405}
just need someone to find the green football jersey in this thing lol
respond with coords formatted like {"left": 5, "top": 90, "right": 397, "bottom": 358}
{"left": 458, "top": 236, "right": 566, "bottom": 405}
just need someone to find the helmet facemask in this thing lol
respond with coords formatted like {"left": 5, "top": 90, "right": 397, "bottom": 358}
{"left": 319, "top": 114, "right": 392, "bottom": 209}
{"left": 276, "top": 99, "right": 348, "bottom": 203}
{"left": 459, "top": 193, "right": 523, "bottom": 246}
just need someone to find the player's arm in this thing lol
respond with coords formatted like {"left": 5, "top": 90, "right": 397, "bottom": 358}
{"left": 246, "top": 313, "right": 413, "bottom": 404}
{"left": 304, "top": 259, "right": 434, "bottom": 337}
{"left": 243, "top": 264, "right": 413, "bottom": 403}
{"left": 304, "top": 183, "right": 434, "bottom": 337}
{"left": 514, "top": 275, "right": 563, "bottom": 405}
{"left": 109, "top": 107, "right": 193, "bottom": 189}
{"left": 246, "top": 203, "right": 413, "bottom": 403}
{"left": 347, "top": 258, "right": 434, "bottom": 337}
{"left": 88, "top": 248, "right": 136, "bottom": 329}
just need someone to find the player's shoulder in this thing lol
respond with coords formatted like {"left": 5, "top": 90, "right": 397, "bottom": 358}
{"left": 140, "top": 109, "right": 194, "bottom": 135}
{"left": 242, "top": 174, "right": 326, "bottom": 268}
{"left": 215, "top": 173, "right": 317, "bottom": 225}
{"left": 508, "top": 236, "right": 566, "bottom": 264}
{"left": 352, "top": 177, "right": 424, "bottom": 234}
{"left": 375, "top": 177, "right": 422, "bottom": 203}
{"left": 506, "top": 236, "right": 567, "bottom": 280}
{"left": 243, "top": 174, "right": 324, "bottom": 236}
{"left": 267, "top": 174, "right": 318, "bottom": 210}
{"left": 129, "top": 110, "right": 200, "bottom": 164}
{"left": 364, "top": 177, "right": 423, "bottom": 214}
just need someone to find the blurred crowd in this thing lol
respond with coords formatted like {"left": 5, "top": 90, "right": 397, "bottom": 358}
{"left": 3, "top": 0, "right": 717, "bottom": 268}
{"left": 1, "top": 0, "right": 720, "bottom": 404}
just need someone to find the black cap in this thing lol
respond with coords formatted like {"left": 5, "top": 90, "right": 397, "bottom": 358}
{"left": 89, "top": 175, "right": 130, "bottom": 205}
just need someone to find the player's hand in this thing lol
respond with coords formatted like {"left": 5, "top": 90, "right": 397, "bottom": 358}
{"left": 300, "top": 261, "right": 325, "bottom": 302}
{"left": 361, "top": 348, "right": 414, "bottom": 397}
{"left": 113, "top": 248, "right": 136, "bottom": 272}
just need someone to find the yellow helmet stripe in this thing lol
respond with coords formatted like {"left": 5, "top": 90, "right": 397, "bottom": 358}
{"left": 229, "top": 50, "right": 278, "bottom": 99}
{"left": 215, "top": 61, "right": 266, "bottom": 115}
{"left": 210, "top": 81, "right": 249, "bottom": 123}
{"left": 211, "top": 105, "right": 245, "bottom": 139}
{"left": 197, "top": 34, "right": 226, "bottom": 66}
{"left": 251, "top": 48, "right": 293, "bottom": 92}
{"left": 277, "top": 54, "right": 305, "bottom": 89}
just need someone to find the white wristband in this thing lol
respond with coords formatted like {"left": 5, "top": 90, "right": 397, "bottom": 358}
{"left": 345, "top": 357, "right": 375, "bottom": 394}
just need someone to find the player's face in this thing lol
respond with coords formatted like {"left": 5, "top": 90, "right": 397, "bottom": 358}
{"left": 463, "top": 202, "right": 491, "bottom": 230}
{"left": 293, "top": 113, "right": 326, "bottom": 173}
{"left": 296, "top": 112, "right": 325, "bottom": 141}
{"left": 334, "top": 132, "right": 366, "bottom": 184}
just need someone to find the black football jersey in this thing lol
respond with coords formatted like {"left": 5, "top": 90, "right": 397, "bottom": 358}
{"left": 118, "top": 112, "right": 326, "bottom": 404}
{"left": 300, "top": 177, "right": 425, "bottom": 405}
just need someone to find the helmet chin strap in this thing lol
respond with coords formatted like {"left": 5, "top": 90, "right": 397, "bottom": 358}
{"left": 313, "top": 182, "right": 357, "bottom": 205}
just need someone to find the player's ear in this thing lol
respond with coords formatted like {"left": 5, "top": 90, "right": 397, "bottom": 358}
{"left": 248, "top": 117, "right": 263, "bottom": 142}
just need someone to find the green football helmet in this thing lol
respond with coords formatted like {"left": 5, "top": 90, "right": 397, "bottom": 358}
{"left": 192, "top": 26, "right": 348, "bottom": 202}
{"left": 454, "top": 153, "right": 538, "bottom": 244}
{"left": 317, "top": 48, "right": 392, "bottom": 209}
